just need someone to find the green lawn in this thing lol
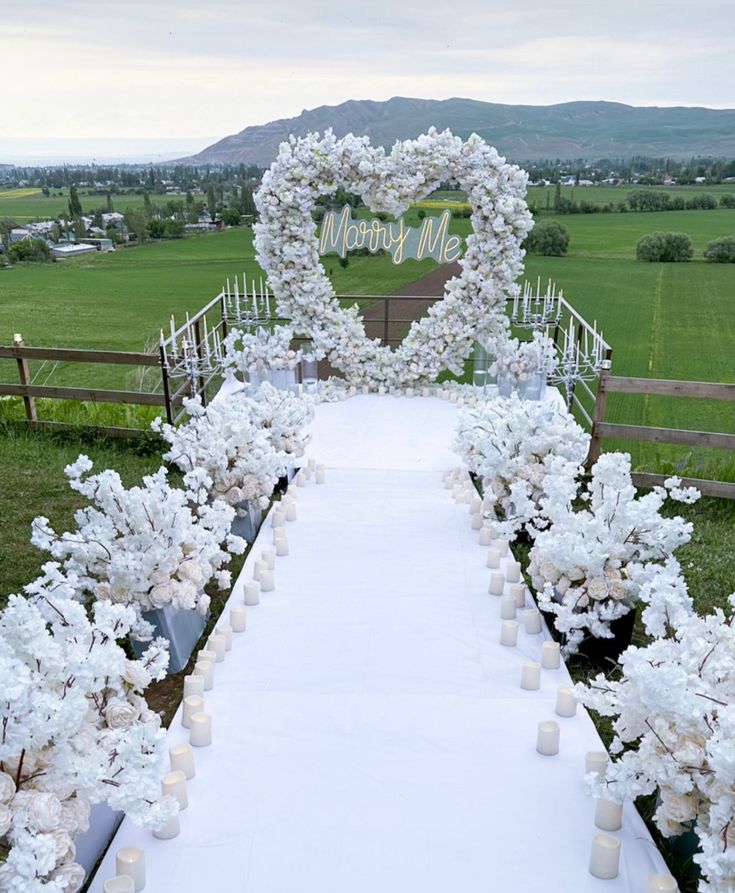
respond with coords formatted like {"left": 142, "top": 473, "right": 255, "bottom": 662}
{"left": 0, "top": 187, "right": 173, "bottom": 221}
{"left": 527, "top": 182, "right": 735, "bottom": 210}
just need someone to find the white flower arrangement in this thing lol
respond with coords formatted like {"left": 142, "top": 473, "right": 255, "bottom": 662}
{"left": 221, "top": 325, "right": 301, "bottom": 377}
{"left": 576, "top": 575, "right": 735, "bottom": 892}
{"left": 0, "top": 563, "right": 175, "bottom": 893}
{"left": 490, "top": 332, "right": 557, "bottom": 384}
{"left": 247, "top": 382, "right": 314, "bottom": 462}
{"left": 454, "top": 394, "right": 589, "bottom": 538}
{"left": 154, "top": 395, "right": 285, "bottom": 509}
{"left": 529, "top": 453, "right": 699, "bottom": 655}
{"left": 30, "top": 456, "right": 242, "bottom": 621}
{"left": 254, "top": 128, "right": 533, "bottom": 387}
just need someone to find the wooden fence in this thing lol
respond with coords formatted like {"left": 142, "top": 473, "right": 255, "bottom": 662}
{"left": 587, "top": 367, "right": 735, "bottom": 499}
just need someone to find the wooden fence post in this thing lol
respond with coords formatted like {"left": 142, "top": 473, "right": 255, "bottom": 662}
{"left": 586, "top": 359, "right": 611, "bottom": 468}
{"left": 14, "top": 333, "right": 37, "bottom": 424}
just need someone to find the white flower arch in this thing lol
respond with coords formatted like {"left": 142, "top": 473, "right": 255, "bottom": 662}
{"left": 254, "top": 128, "right": 532, "bottom": 386}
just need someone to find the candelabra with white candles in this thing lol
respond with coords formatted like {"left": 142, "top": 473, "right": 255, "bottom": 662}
{"left": 511, "top": 278, "right": 564, "bottom": 330}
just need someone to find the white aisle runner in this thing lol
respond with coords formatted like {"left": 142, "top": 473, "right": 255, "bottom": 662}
{"left": 91, "top": 395, "right": 668, "bottom": 892}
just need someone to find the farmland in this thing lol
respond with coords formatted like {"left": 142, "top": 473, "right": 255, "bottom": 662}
{"left": 0, "top": 186, "right": 173, "bottom": 220}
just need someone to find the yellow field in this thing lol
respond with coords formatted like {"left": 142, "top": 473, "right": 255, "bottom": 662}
{"left": 413, "top": 199, "right": 470, "bottom": 210}
{"left": 0, "top": 188, "right": 42, "bottom": 200}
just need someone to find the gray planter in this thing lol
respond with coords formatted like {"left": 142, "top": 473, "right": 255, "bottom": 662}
{"left": 132, "top": 603, "right": 207, "bottom": 674}
{"left": 231, "top": 500, "right": 263, "bottom": 542}
{"left": 74, "top": 802, "right": 122, "bottom": 878}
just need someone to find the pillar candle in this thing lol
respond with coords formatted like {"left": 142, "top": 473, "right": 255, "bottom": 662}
{"left": 595, "top": 797, "right": 623, "bottom": 832}
{"left": 646, "top": 875, "right": 679, "bottom": 892}
{"left": 589, "top": 834, "right": 620, "bottom": 880}
{"left": 495, "top": 538, "right": 509, "bottom": 556}
{"left": 499, "top": 620, "right": 518, "bottom": 646}
{"left": 489, "top": 573, "right": 505, "bottom": 596}
{"left": 230, "top": 605, "right": 247, "bottom": 632}
{"left": 275, "top": 537, "right": 289, "bottom": 557}
{"left": 169, "top": 743, "right": 195, "bottom": 779}
{"left": 378, "top": 385, "right": 386, "bottom": 395}
{"left": 523, "top": 609, "right": 542, "bottom": 634}
{"left": 521, "top": 661, "right": 541, "bottom": 690}
{"left": 362, "top": 385, "right": 370, "bottom": 395}
{"left": 244, "top": 581, "right": 261, "bottom": 606}
{"left": 316, "top": 465, "right": 325, "bottom": 484}
{"left": 307, "top": 458, "right": 316, "bottom": 472}
{"left": 104, "top": 877, "right": 135, "bottom": 893}
{"left": 115, "top": 847, "right": 145, "bottom": 892}
{"left": 510, "top": 583, "right": 526, "bottom": 609}
{"left": 500, "top": 594, "right": 516, "bottom": 619}
{"left": 253, "top": 560, "right": 267, "bottom": 582}
{"left": 555, "top": 686, "right": 577, "bottom": 717}
{"left": 194, "top": 659, "right": 214, "bottom": 691}
{"left": 183, "top": 674, "right": 204, "bottom": 699}
{"left": 261, "top": 549, "right": 275, "bottom": 570}
{"left": 271, "top": 509, "right": 285, "bottom": 528}
{"left": 505, "top": 560, "right": 521, "bottom": 584}
{"left": 405, "top": 387, "right": 414, "bottom": 397}
{"left": 541, "top": 640, "right": 561, "bottom": 669}
{"left": 486, "top": 548, "right": 501, "bottom": 569}
{"left": 208, "top": 634, "right": 226, "bottom": 662}
{"left": 443, "top": 477, "right": 454, "bottom": 490}
{"left": 469, "top": 496, "right": 482, "bottom": 514}
{"left": 215, "top": 623, "right": 233, "bottom": 650}
{"left": 190, "top": 712, "right": 212, "bottom": 747}
{"left": 197, "top": 648, "right": 216, "bottom": 665}
{"left": 536, "top": 720, "right": 560, "bottom": 755}
{"left": 422, "top": 387, "right": 431, "bottom": 397}
{"left": 261, "top": 570, "right": 275, "bottom": 592}
{"left": 161, "top": 770, "right": 188, "bottom": 810}
{"left": 153, "top": 812, "right": 180, "bottom": 841}
{"left": 586, "top": 751, "right": 609, "bottom": 777}
{"left": 471, "top": 513, "right": 483, "bottom": 530}
{"left": 285, "top": 502, "right": 298, "bottom": 521}
{"left": 182, "top": 695, "right": 204, "bottom": 729}
{"left": 478, "top": 527, "right": 494, "bottom": 546}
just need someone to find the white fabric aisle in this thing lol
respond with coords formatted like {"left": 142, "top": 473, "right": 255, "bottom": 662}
{"left": 91, "top": 396, "right": 668, "bottom": 892}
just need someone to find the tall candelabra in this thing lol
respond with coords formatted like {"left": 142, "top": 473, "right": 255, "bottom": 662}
{"left": 548, "top": 316, "right": 608, "bottom": 408}
{"left": 511, "top": 278, "right": 564, "bottom": 330}
{"left": 223, "top": 274, "right": 278, "bottom": 330}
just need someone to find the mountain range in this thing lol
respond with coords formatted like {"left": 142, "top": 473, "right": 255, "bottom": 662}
{"left": 178, "top": 97, "right": 735, "bottom": 166}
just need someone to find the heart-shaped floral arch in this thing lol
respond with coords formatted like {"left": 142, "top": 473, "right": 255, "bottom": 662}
{"left": 254, "top": 128, "right": 532, "bottom": 387}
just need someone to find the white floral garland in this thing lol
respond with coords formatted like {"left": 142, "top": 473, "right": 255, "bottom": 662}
{"left": 254, "top": 128, "right": 532, "bottom": 386}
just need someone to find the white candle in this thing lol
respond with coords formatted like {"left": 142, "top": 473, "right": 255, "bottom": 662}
{"left": 443, "top": 477, "right": 454, "bottom": 490}
{"left": 271, "top": 509, "right": 285, "bottom": 528}
{"left": 589, "top": 833, "right": 620, "bottom": 880}
{"left": 169, "top": 743, "right": 195, "bottom": 779}
{"left": 161, "top": 770, "right": 188, "bottom": 810}
{"left": 230, "top": 605, "right": 247, "bottom": 632}
{"left": 362, "top": 385, "right": 370, "bottom": 395}
{"left": 495, "top": 538, "right": 509, "bottom": 556}
{"left": 586, "top": 751, "right": 609, "bottom": 777}
{"left": 489, "top": 572, "right": 505, "bottom": 596}
{"left": 486, "top": 548, "right": 501, "bottom": 569}
{"left": 595, "top": 797, "right": 623, "bottom": 832}
{"left": 536, "top": 720, "right": 560, "bottom": 755}
{"left": 541, "top": 641, "right": 561, "bottom": 669}
{"left": 285, "top": 502, "right": 297, "bottom": 522}
{"left": 555, "top": 686, "right": 577, "bottom": 717}
{"left": 194, "top": 659, "right": 214, "bottom": 691}
{"left": 190, "top": 712, "right": 212, "bottom": 748}
{"left": 510, "top": 583, "right": 526, "bottom": 608}
{"left": 307, "top": 458, "right": 316, "bottom": 472}
{"left": 646, "top": 875, "right": 679, "bottom": 892}
{"left": 521, "top": 661, "right": 541, "bottom": 690}
{"left": 523, "top": 609, "right": 542, "bottom": 634}
{"left": 261, "top": 549, "right": 276, "bottom": 570}
{"left": 499, "top": 620, "right": 518, "bottom": 646}
{"left": 296, "top": 472, "right": 307, "bottom": 487}
{"left": 215, "top": 623, "right": 233, "bottom": 650}
{"left": 198, "top": 648, "right": 216, "bottom": 665}
{"left": 253, "top": 560, "right": 266, "bottom": 582}
{"left": 208, "top": 634, "right": 226, "bottom": 662}
{"left": 478, "top": 527, "right": 494, "bottom": 546}
{"left": 422, "top": 387, "right": 431, "bottom": 397}
{"left": 500, "top": 594, "right": 516, "bottom": 619}
{"left": 378, "top": 385, "right": 386, "bottom": 395}
{"left": 153, "top": 812, "right": 180, "bottom": 840}
{"left": 275, "top": 537, "right": 289, "bottom": 557}
{"left": 104, "top": 877, "right": 135, "bottom": 893}
{"left": 182, "top": 695, "right": 204, "bottom": 729}
{"left": 471, "top": 513, "right": 483, "bottom": 530}
{"left": 405, "top": 387, "right": 414, "bottom": 397}
{"left": 316, "top": 464, "right": 325, "bottom": 484}
{"left": 505, "top": 560, "right": 521, "bottom": 584}
{"left": 261, "top": 570, "right": 275, "bottom": 592}
{"left": 183, "top": 674, "right": 204, "bottom": 699}
{"left": 244, "top": 581, "right": 261, "bottom": 606}
{"left": 469, "top": 496, "right": 482, "bottom": 514}
{"left": 115, "top": 847, "right": 145, "bottom": 892}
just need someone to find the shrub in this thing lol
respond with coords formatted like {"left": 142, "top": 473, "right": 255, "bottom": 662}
{"left": 8, "top": 238, "right": 51, "bottom": 263}
{"left": 636, "top": 231, "right": 693, "bottom": 262}
{"left": 720, "top": 194, "right": 735, "bottom": 209}
{"left": 703, "top": 235, "right": 735, "bottom": 263}
{"left": 525, "top": 220, "right": 570, "bottom": 256}
{"left": 416, "top": 209, "right": 426, "bottom": 219}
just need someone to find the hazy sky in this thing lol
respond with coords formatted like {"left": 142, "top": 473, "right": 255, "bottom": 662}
{"left": 1, "top": 0, "right": 733, "bottom": 158}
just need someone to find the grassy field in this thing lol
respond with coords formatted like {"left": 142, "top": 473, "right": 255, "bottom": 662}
{"left": 0, "top": 186, "right": 173, "bottom": 221}
{"left": 527, "top": 182, "right": 735, "bottom": 209}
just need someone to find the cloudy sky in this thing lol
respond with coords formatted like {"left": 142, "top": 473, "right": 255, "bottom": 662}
{"left": 1, "top": 0, "right": 733, "bottom": 160}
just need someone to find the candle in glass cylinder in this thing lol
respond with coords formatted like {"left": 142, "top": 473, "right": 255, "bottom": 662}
{"left": 589, "top": 834, "right": 620, "bottom": 880}
{"left": 244, "top": 581, "right": 260, "bottom": 606}
{"left": 215, "top": 622, "right": 233, "bottom": 650}
{"left": 253, "top": 560, "right": 267, "bottom": 582}
{"left": 536, "top": 720, "right": 560, "bottom": 755}
{"left": 275, "top": 537, "right": 289, "bottom": 557}
{"left": 495, "top": 538, "right": 509, "bottom": 556}
{"left": 194, "top": 659, "right": 214, "bottom": 691}
{"left": 271, "top": 509, "right": 285, "bottom": 528}
{"left": 104, "top": 877, "right": 135, "bottom": 893}
{"left": 161, "top": 770, "right": 188, "bottom": 810}
{"left": 505, "top": 560, "right": 521, "bottom": 584}
{"left": 510, "top": 584, "right": 526, "bottom": 609}
{"left": 316, "top": 465, "right": 325, "bottom": 484}
{"left": 285, "top": 502, "right": 298, "bottom": 522}
{"left": 208, "top": 634, "right": 226, "bottom": 662}
{"left": 499, "top": 620, "right": 518, "bottom": 646}
{"left": 190, "top": 712, "right": 212, "bottom": 747}
{"left": 500, "top": 594, "right": 516, "bottom": 619}
{"left": 521, "top": 661, "right": 541, "bottom": 690}
{"left": 646, "top": 875, "right": 679, "bottom": 892}
{"left": 115, "top": 847, "right": 145, "bottom": 892}
{"left": 153, "top": 812, "right": 180, "bottom": 840}
{"left": 169, "top": 743, "right": 195, "bottom": 779}
{"left": 260, "top": 570, "right": 275, "bottom": 592}
{"left": 478, "top": 527, "right": 494, "bottom": 546}
{"left": 261, "top": 549, "right": 275, "bottom": 570}
{"left": 183, "top": 674, "right": 204, "bottom": 699}
{"left": 523, "top": 609, "right": 542, "bottom": 634}
{"left": 182, "top": 695, "right": 204, "bottom": 729}
{"left": 486, "top": 548, "right": 501, "bottom": 569}
{"left": 230, "top": 605, "right": 247, "bottom": 632}
{"left": 586, "top": 751, "right": 609, "bottom": 777}
{"left": 555, "top": 686, "right": 577, "bottom": 717}
{"left": 595, "top": 797, "right": 623, "bottom": 832}
{"left": 489, "top": 573, "right": 505, "bottom": 596}
{"left": 541, "top": 641, "right": 561, "bottom": 669}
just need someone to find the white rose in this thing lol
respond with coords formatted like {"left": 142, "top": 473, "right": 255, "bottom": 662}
{"left": 51, "top": 861, "right": 86, "bottom": 893}
{"left": 29, "top": 791, "right": 62, "bottom": 832}
{"left": 179, "top": 561, "right": 204, "bottom": 587}
{"left": 587, "top": 577, "right": 610, "bottom": 601}
{"left": 568, "top": 566, "right": 585, "bottom": 582}
{"left": 539, "top": 561, "right": 561, "bottom": 584}
{"left": 148, "top": 583, "right": 173, "bottom": 610}
{"left": 0, "top": 772, "right": 16, "bottom": 804}
{"left": 94, "top": 582, "right": 111, "bottom": 600}
{"left": 50, "top": 829, "right": 74, "bottom": 861}
{"left": 59, "top": 798, "right": 90, "bottom": 836}
{"left": 123, "top": 659, "right": 151, "bottom": 691}
{"left": 0, "top": 804, "right": 11, "bottom": 836}
{"left": 104, "top": 700, "right": 138, "bottom": 730}
{"left": 661, "top": 791, "right": 697, "bottom": 825}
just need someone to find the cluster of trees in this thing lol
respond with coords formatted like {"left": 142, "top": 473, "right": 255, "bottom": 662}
{"left": 635, "top": 232, "right": 735, "bottom": 263}
{"left": 524, "top": 221, "right": 570, "bottom": 256}
{"left": 523, "top": 155, "right": 735, "bottom": 186}
{"left": 627, "top": 190, "right": 729, "bottom": 212}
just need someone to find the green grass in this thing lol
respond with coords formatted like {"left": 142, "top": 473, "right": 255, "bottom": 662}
{"left": 527, "top": 183, "right": 735, "bottom": 210}
{"left": 0, "top": 187, "right": 172, "bottom": 221}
